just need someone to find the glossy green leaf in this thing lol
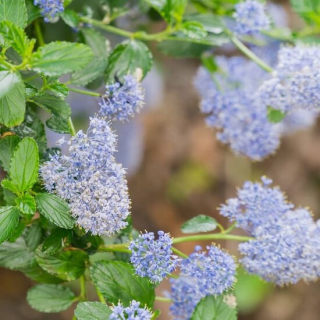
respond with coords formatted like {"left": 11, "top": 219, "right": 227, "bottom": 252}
{"left": 0, "top": 206, "right": 20, "bottom": 244}
{"left": 26, "top": 0, "right": 41, "bottom": 24}
{"left": 74, "top": 302, "right": 112, "bottom": 320}
{"left": 7, "top": 220, "right": 25, "bottom": 242}
{"left": 31, "top": 41, "right": 93, "bottom": 76}
{"left": 0, "top": 135, "right": 20, "bottom": 172}
{"left": 10, "top": 138, "right": 39, "bottom": 192}
{"left": 46, "top": 81, "right": 69, "bottom": 98}
{"left": 25, "top": 221, "right": 43, "bottom": 251}
{"left": 81, "top": 28, "right": 109, "bottom": 57}
{"left": 181, "top": 215, "right": 217, "bottom": 234}
{"left": 106, "top": 40, "right": 153, "bottom": 81}
{"left": 36, "top": 193, "right": 74, "bottom": 229}
{"left": 27, "top": 284, "right": 76, "bottom": 313}
{"left": 36, "top": 246, "right": 88, "bottom": 281}
{"left": 90, "top": 261, "right": 155, "bottom": 307}
{"left": 42, "top": 228, "right": 72, "bottom": 254}
{"left": 191, "top": 295, "right": 237, "bottom": 320}
{"left": 46, "top": 115, "right": 71, "bottom": 134}
{"left": 23, "top": 261, "right": 64, "bottom": 284}
{"left": 15, "top": 193, "right": 37, "bottom": 215}
{"left": 181, "top": 21, "right": 208, "bottom": 39}
{"left": 146, "top": 0, "right": 187, "bottom": 23}
{"left": 0, "top": 0, "right": 28, "bottom": 28}
{"left": 267, "top": 107, "right": 286, "bottom": 123}
{"left": 0, "top": 71, "right": 25, "bottom": 127}
{"left": 184, "top": 14, "right": 226, "bottom": 34}
{"left": 61, "top": 9, "right": 80, "bottom": 28}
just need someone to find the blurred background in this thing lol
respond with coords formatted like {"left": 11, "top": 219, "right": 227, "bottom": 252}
{"left": 2, "top": 0, "right": 320, "bottom": 319}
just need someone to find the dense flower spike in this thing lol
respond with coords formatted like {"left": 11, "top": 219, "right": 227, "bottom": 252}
{"left": 129, "top": 231, "right": 179, "bottom": 282}
{"left": 99, "top": 75, "right": 145, "bottom": 122}
{"left": 40, "top": 117, "right": 131, "bottom": 236}
{"left": 220, "top": 177, "right": 320, "bottom": 285}
{"left": 110, "top": 300, "right": 153, "bottom": 320}
{"left": 34, "top": 0, "right": 64, "bottom": 23}
{"left": 234, "top": 0, "right": 270, "bottom": 36}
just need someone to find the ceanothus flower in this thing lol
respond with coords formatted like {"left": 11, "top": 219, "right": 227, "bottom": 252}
{"left": 40, "top": 117, "right": 131, "bottom": 236}
{"left": 110, "top": 300, "right": 152, "bottom": 320}
{"left": 180, "top": 245, "right": 237, "bottom": 296}
{"left": 234, "top": 0, "right": 270, "bottom": 36}
{"left": 34, "top": 0, "right": 64, "bottom": 23}
{"left": 99, "top": 75, "right": 145, "bottom": 122}
{"left": 129, "top": 231, "right": 179, "bottom": 283}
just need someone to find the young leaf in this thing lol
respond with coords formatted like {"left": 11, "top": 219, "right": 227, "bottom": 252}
{"left": 181, "top": 215, "right": 217, "bottom": 234}
{"left": 27, "top": 284, "right": 76, "bottom": 313}
{"left": 267, "top": 107, "right": 286, "bottom": 123}
{"left": 10, "top": 138, "right": 39, "bottom": 192}
{"left": 31, "top": 41, "right": 94, "bottom": 76}
{"left": 181, "top": 21, "right": 208, "bottom": 39}
{"left": 0, "top": 135, "right": 20, "bottom": 172}
{"left": 46, "top": 115, "right": 71, "bottom": 134}
{"left": 0, "top": 0, "right": 28, "bottom": 28}
{"left": 36, "top": 246, "right": 88, "bottom": 281}
{"left": 191, "top": 295, "right": 237, "bottom": 320}
{"left": 46, "top": 80, "right": 69, "bottom": 98}
{"left": 15, "top": 193, "right": 37, "bottom": 215}
{"left": 35, "top": 193, "right": 75, "bottom": 229}
{"left": 106, "top": 40, "right": 153, "bottom": 82}
{"left": 90, "top": 261, "right": 155, "bottom": 308}
{"left": 1, "top": 179, "right": 20, "bottom": 195}
{"left": 0, "top": 71, "right": 26, "bottom": 127}
{"left": 74, "top": 302, "right": 112, "bottom": 320}
{"left": 25, "top": 221, "right": 43, "bottom": 251}
{"left": 0, "top": 206, "right": 20, "bottom": 244}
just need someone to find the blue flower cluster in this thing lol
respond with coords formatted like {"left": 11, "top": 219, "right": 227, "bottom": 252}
{"left": 34, "top": 0, "right": 64, "bottom": 23}
{"left": 40, "top": 117, "right": 131, "bottom": 236}
{"left": 220, "top": 177, "right": 320, "bottom": 285}
{"left": 129, "top": 231, "right": 179, "bottom": 283}
{"left": 99, "top": 75, "right": 145, "bottom": 122}
{"left": 233, "top": 0, "right": 270, "bottom": 36}
{"left": 169, "top": 245, "right": 236, "bottom": 319}
{"left": 110, "top": 300, "right": 152, "bottom": 320}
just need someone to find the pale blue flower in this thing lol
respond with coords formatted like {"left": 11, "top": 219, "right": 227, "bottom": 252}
{"left": 110, "top": 300, "right": 152, "bottom": 320}
{"left": 34, "top": 0, "right": 64, "bottom": 23}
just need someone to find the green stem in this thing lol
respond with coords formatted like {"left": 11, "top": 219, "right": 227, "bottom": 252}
{"left": 96, "top": 288, "right": 106, "bottom": 304}
{"left": 223, "top": 222, "right": 237, "bottom": 234}
{"left": 80, "top": 275, "right": 87, "bottom": 301}
{"left": 68, "top": 86, "right": 101, "bottom": 97}
{"left": 0, "top": 59, "right": 15, "bottom": 70}
{"left": 172, "top": 247, "right": 188, "bottom": 259}
{"left": 155, "top": 296, "right": 172, "bottom": 302}
{"left": 230, "top": 35, "right": 273, "bottom": 73}
{"left": 173, "top": 233, "right": 253, "bottom": 244}
{"left": 99, "top": 243, "right": 131, "bottom": 253}
{"left": 34, "top": 19, "right": 45, "bottom": 47}
{"left": 68, "top": 117, "right": 76, "bottom": 136}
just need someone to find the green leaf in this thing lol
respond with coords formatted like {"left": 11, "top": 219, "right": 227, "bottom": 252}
{"left": 290, "top": 0, "right": 320, "bottom": 24}
{"left": 181, "top": 21, "right": 208, "bottom": 39}
{"left": 26, "top": 0, "right": 41, "bottom": 24}
{"left": 1, "top": 178, "right": 21, "bottom": 194}
{"left": 158, "top": 41, "right": 210, "bottom": 58}
{"left": 201, "top": 54, "right": 218, "bottom": 74}
{"left": 267, "top": 107, "right": 286, "bottom": 123}
{"left": 7, "top": 220, "right": 25, "bottom": 241}
{"left": 74, "top": 302, "right": 112, "bottom": 320}
{"left": 35, "top": 193, "right": 75, "bottom": 229}
{"left": 25, "top": 221, "right": 43, "bottom": 250}
{"left": 81, "top": 28, "right": 109, "bottom": 57}
{"left": 15, "top": 193, "right": 36, "bottom": 215}
{"left": 46, "top": 115, "right": 71, "bottom": 134}
{"left": 32, "top": 94, "right": 71, "bottom": 119}
{"left": 42, "top": 228, "right": 72, "bottom": 253}
{"left": 0, "top": 206, "right": 20, "bottom": 244}
{"left": 31, "top": 41, "right": 94, "bottom": 76}
{"left": 0, "top": 0, "right": 28, "bottom": 28}
{"left": 0, "top": 135, "right": 20, "bottom": 172}
{"left": 36, "top": 246, "right": 88, "bottom": 281}
{"left": 191, "top": 295, "right": 237, "bottom": 320}
{"left": 23, "top": 261, "right": 64, "bottom": 284}
{"left": 90, "top": 261, "right": 155, "bottom": 307}
{"left": 181, "top": 215, "right": 217, "bottom": 234}
{"left": 10, "top": 137, "right": 39, "bottom": 192}
{"left": 27, "top": 284, "right": 76, "bottom": 313}
{"left": 106, "top": 40, "right": 153, "bottom": 82}
{"left": 61, "top": 9, "right": 80, "bottom": 28}
{"left": 46, "top": 80, "right": 69, "bottom": 98}
{"left": 184, "top": 13, "right": 226, "bottom": 34}
{"left": 0, "top": 71, "right": 25, "bottom": 127}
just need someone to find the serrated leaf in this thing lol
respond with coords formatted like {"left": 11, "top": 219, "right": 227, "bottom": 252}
{"left": 184, "top": 14, "right": 226, "bottom": 34}
{"left": 90, "top": 261, "right": 155, "bottom": 307}
{"left": 0, "top": 71, "right": 26, "bottom": 127}
{"left": 25, "top": 221, "right": 43, "bottom": 250}
{"left": 31, "top": 41, "right": 93, "bottom": 76}
{"left": 26, "top": 0, "right": 41, "bottom": 24}
{"left": 27, "top": 284, "right": 76, "bottom": 313}
{"left": 1, "top": 178, "right": 21, "bottom": 194}
{"left": 0, "top": 206, "right": 20, "bottom": 244}
{"left": 15, "top": 193, "right": 37, "bottom": 215}
{"left": 31, "top": 94, "right": 71, "bottom": 119}
{"left": 0, "top": 0, "right": 28, "bottom": 28}
{"left": 191, "top": 295, "right": 237, "bottom": 320}
{"left": 42, "top": 228, "right": 72, "bottom": 253}
{"left": 106, "top": 40, "right": 153, "bottom": 82}
{"left": 7, "top": 220, "right": 25, "bottom": 242}
{"left": 46, "top": 115, "right": 71, "bottom": 134}
{"left": 81, "top": 28, "right": 109, "bottom": 57}
{"left": 46, "top": 81, "right": 69, "bottom": 98}
{"left": 0, "top": 134, "right": 20, "bottom": 172}
{"left": 61, "top": 9, "right": 80, "bottom": 28}
{"left": 35, "top": 193, "right": 74, "bottom": 229}
{"left": 10, "top": 138, "right": 39, "bottom": 192}
{"left": 74, "top": 302, "right": 112, "bottom": 320}
{"left": 146, "top": 0, "right": 187, "bottom": 23}
{"left": 181, "top": 21, "right": 208, "bottom": 39}
{"left": 36, "top": 246, "right": 88, "bottom": 281}
{"left": 23, "top": 261, "right": 64, "bottom": 284}
{"left": 267, "top": 107, "right": 286, "bottom": 123}
{"left": 181, "top": 215, "right": 217, "bottom": 234}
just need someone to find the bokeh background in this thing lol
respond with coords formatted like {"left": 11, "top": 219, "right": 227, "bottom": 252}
{"left": 2, "top": 0, "right": 320, "bottom": 319}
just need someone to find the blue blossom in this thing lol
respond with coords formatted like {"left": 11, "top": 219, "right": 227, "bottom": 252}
{"left": 40, "top": 117, "right": 131, "bottom": 236}
{"left": 234, "top": 0, "right": 270, "bottom": 36}
{"left": 99, "top": 75, "right": 145, "bottom": 122}
{"left": 129, "top": 231, "right": 179, "bottom": 283}
{"left": 110, "top": 300, "right": 152, "bottom": 320}
{"left": 34, "top": 0, "right": 64, "bottom": 23}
